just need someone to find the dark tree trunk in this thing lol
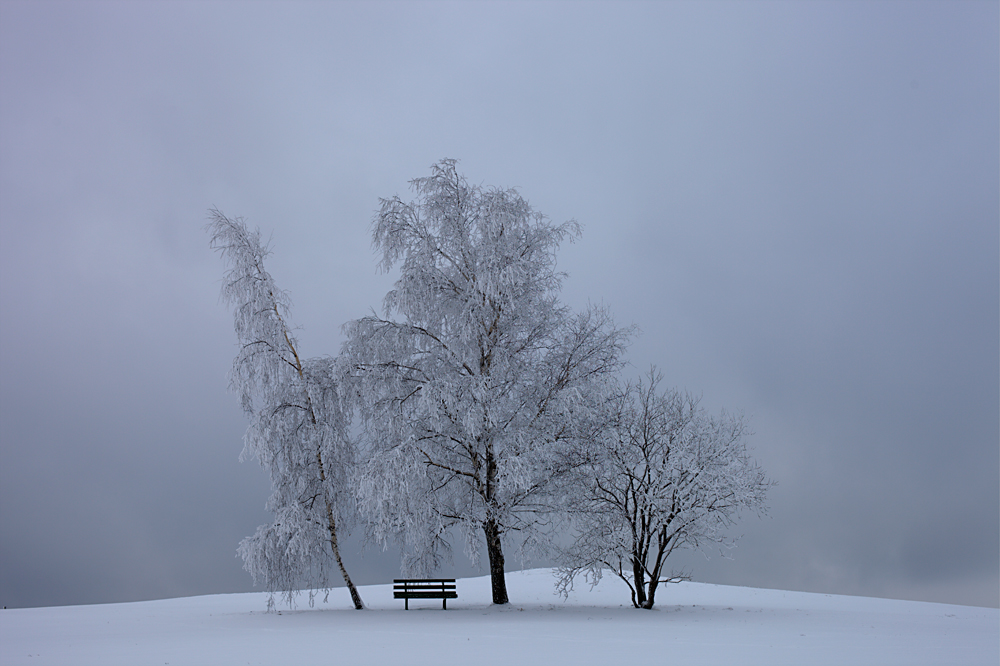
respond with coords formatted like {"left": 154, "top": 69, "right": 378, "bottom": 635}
{"left": 632, "top": 556, "right": 647, "bottom": 609}
{"left": 483, "top": 518, "right": 509, "bottom": 605}
{"left": 641, "top": 533, "right": 668, "bottom": 609}
{"left": 641, "top": 577, "right": 659, "bottom": 609}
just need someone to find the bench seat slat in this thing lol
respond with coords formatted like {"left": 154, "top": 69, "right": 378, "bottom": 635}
{"left": 393, "top": 592, "right": 458, "bottom": 599}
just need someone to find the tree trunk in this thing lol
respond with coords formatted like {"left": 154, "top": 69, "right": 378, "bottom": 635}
{"left": 641, "top": 577, "right": 659, "bottom": 609}
{"left": 632, "top": 556, "right": 647, "bottom": 609}
{"left": 641, "top": 532, "right": 668, "bottom": 609}
{"left": 483, "top": 518, "right": 509, "bottom": 605}
{"left": 327, "top": 502, "right": 364, "bottom": 610}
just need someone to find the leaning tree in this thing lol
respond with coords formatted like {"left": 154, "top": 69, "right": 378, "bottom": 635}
{"left": 557, "top": 368, "right": 772, "bottom": 609}
{"left": 208, "top": 210, "right": 364, "bottom": 610}
{"left": 343, "top": 160, "right": 631, "bottom": 604}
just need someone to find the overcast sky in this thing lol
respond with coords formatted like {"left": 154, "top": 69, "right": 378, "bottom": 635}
{"left": 1, "top": 1, "right": 997, "bottom": 610}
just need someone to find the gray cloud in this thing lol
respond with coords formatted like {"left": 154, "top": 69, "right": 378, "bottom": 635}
{"left": 1, "top": 1, "right": 996, "bottom": 608}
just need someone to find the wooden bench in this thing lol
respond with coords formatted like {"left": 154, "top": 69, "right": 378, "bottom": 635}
{"left": 393, "top": 579, "right": 457, "bottom": 610}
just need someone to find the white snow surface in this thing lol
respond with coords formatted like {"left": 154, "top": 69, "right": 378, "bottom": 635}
{"left": 1, "top": 569, "right": 996, "bottom": 666}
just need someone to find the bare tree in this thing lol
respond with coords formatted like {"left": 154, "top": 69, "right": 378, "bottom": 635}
{"left": 557, "top": 368, "right": 771, "bottom": 609}
{"left": 343, "top": 161, "right": 631, "bottom": 604}
{"left": 208, "top": 210, "right": 364, "bottom": 610}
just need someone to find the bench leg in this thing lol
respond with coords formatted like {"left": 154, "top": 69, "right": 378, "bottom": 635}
{"left": 442, "top": 598, "right": 446, "bottom": 610}
{"left": 405, "top": 598, "right": 408, "bottom": 611}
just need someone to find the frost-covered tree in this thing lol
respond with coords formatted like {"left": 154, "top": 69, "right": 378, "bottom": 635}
{"left": 343, "top": 160, "right": 630, "bottom": 605}
{"left": 556, "top": 368, "right": 771, "bottom": 609}
{"left": 208, "top": 210, "right": 364, "bottom": 610}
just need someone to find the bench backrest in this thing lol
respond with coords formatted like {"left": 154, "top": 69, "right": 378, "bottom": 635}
{"left": 393, "top": 579, "right": 456, "bottom": 593}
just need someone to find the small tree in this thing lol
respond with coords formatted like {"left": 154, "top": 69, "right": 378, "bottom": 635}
{"left": 343, "top": 160, "right": 630, "bottom": 604}
{"left": 208, "top": 210, "right": 364, "bottom": 610}
{"left": 557, "top": 368, "right": 771, "bottom": 609}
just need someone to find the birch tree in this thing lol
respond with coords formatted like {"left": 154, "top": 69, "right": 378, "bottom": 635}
{"left": 343, "top": 160, "right": 630, "bottom": 605}
{"left": 208, "top": 210, "right": 364, "bottom": 610}
{"left": 556, "top": 368, "right": 771, "bottom": 609}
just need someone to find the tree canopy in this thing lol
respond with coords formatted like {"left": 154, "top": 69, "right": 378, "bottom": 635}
{"left": 556, "top": 368, "right": 772, "bottom": 609}
{"left": 342, "top": 160, "right": 631, "bottom": 604}
{"left": 208, "top": 210, "right": 363, "bottom": 610}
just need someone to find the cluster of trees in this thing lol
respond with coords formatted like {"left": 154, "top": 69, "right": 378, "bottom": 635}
{"left": 208, "top": 160, "right": 771, "bottom": 610}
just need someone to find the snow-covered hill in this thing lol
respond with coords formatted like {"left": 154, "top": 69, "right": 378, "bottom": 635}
{"left": 1, "top": 569, "right": 996, "bottom": 665}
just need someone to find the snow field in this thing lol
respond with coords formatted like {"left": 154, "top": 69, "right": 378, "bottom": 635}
{"left": 1, "top": 569, "right": 996, "bottom": 666}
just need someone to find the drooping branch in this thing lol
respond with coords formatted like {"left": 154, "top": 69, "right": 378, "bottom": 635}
{"left": 208, "top": 209, "right": 364, "bottom": 610}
